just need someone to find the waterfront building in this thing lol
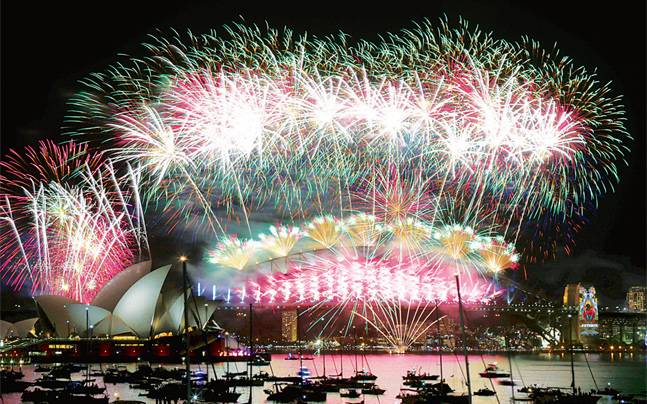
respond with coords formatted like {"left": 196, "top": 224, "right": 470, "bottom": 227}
{"left": 626, "top": 286, "right": 647, "bottom": 312}
{"left": 598, "top": 311, "right": 647, "bottom": 346}
{"left": 280, "top": 310, "right": 298, "bottom": 342}
{"left": 25, "top": 262, "right": 220, "bottom": 339}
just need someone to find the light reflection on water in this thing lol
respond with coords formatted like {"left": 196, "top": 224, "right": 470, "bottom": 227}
{"left": 2, "top": 353, "right": 645, "bottom": 403}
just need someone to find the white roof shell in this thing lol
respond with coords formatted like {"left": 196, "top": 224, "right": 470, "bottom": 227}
{"left": 66, "top": 304, "right": 112, "bottom": 337}
{"left": 111, "top": 265, "right": 172, "bottom": 338}
{"left": 0, "top": 320, "right": 17, "bottom": 339}
{"left": 34, "top": 295, "right": 76, "bottom": 337}
{"left": 12, "top": 318, "right": 38, "bottom": 338}
{"left": 92, "top": 260, "right": 152, "bottom": 311}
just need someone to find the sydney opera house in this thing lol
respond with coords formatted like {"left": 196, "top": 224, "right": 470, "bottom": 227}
{"left": 0, "top": 262, "right": 239, "bottom": 362}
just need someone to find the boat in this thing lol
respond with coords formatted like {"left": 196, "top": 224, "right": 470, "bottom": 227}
{"left": 403, "top": 369, "right": 440, "bottom": 381}
{"left": 518, "top": 384, "right": 541, "bottom": 394}
{"left": 528, "top": 387, "right": 600, "bottom": 404}
{"left": 1, "top": 368, "right": 24, "bottom": 380}
{"left": 103, "top": 368, "right": 133, "bottom": 383}
{"left": 498, "top": 378, "right": 517, "bottom": 386}
{"left": 48, "top": 367, "right": 72, "bottom": 379}
{"left": 396, "top": 389, "right": 420, "bottom": 404}
{"left": 303, "top": 388, "right": 327, "bottom": 402}
{"left": 34, "top": 365, "right": 51, "bottom": 372}
{"left": 224, "top": 370, "right": 248, "bottom": 378}
{"left": 593, "top": 386, "right": 620, "bottom": 397}
{"left": 351, "top": 369, "right": 377, "bottom": 381}
{"left": 361, "top": 386, "right": 385, "bottom": 395}
{"left": 21, "top": 387, "right": 62, "bottom": 403}
{"left": 479, "top": 363, "right": 511, "bottom": 378}
{"left": 266, "top": 375, "right": 302, "bottom": 383}
{"left": 340, "top": 389, "right": 361, "bottom": 398}
{"left": 22, "top": 387, "right": 109, "bottom": 403}
{"left": 33, "top": 375, "right": 71, "bottom": 389}
{"left": 284, "top": 352, "right": 314, "bottom": 360}
{"left": 265, "top": 383, "right": 326, "bottom": 402}
{"left": 250, "top": 356, "right": 271, "bottom": 366}
{"left": 253, "top": 370, "right": 270, "bottom": 380}
{"left": 397, "top": 388, "right": 469, "bottom": 404}
{"left": 429, "top": 381, "right": 454, "bottom": 394}
{"left": 224, "top": 376, "right": 265, "bottom": 387}
{"left": 202, "top": 390, "right": 242, "bottom": 403}
{"left": 203, "top": 379, "right": 242, "bottom": 402}
{"left": 66, "top": 380, "right": 106, "bottom": 395}
{"left": 0, "top": 377, "right": 31, "bottom": 392}
{"left": 474, "top": 387, "right": 497, "bottom": 396}
{"left": 316, "top": 378, "right": 342, "bottom": 392}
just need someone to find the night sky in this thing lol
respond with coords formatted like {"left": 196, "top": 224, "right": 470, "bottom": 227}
{"left": 1, "top": 1, "right": 644, "bottom": 309}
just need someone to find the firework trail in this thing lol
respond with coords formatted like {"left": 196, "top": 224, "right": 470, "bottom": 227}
{"left": 0, "top": 143, "right": 148, "bottom": 302}
{"left": 62, "top": 19, "right": 627, "bottom": 262}
{"left": 201, "top": 215, "right": 515, "bottom": 349}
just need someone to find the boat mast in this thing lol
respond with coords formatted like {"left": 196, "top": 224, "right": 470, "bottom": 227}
{"left": 300, "top": 342, "right": 303, "bottom": 385}
{"left": 340, "top": 341, "right": 344, "bottom": 378}
{"left": 505, "top": 333, "right": 515, "bottom": 401}
{"left": 455, "top": 275, "right": 472, "bottom": 403}
{"left": 436, "top": 300, "right": 443, "bottom": 385}
{"left": 322, "top": 339, "right": 326, "bottom": 377}
{"left": 353, "top": 325, "right": 358, "bottom": 375}
{"left": 249, "top": 302, "right": 253, "bottom": 403}
{"left": 181, "top": 256, "right": 192, "bottom": 403}
{"left": 568, "top": 313, "right": 576, "bottom": 394}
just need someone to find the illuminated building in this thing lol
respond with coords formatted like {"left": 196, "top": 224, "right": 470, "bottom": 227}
{"left": 281, "top": 310, "right": 298, "bottom": 342}
{"left": 563, "top": 283, "right": 580, "bottom": 307}
{"left": 562, "top": 283, "right": 599, "bottom": 344}
{"left": 578, "top": 285, "right": 599, "bottom": 338}
{"left": 30, "top": 262, "right": 219, "bottom": 339}
{"left": 598, "top": 312, "right": 647, "bottom": 346}
{"left": 626, "top": 286, "right": 647, "bottom": 312}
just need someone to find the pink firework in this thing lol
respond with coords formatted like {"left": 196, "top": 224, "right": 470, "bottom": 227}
{"left": 248, "top": 253, "right": 497, "bottom": 305}
{"left": 0, "top": 144, "right": 147, "bottom": 303}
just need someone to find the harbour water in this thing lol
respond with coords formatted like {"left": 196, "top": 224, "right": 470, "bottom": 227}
{"left": 2, "top": 352, "right": 645, "bottom": 403}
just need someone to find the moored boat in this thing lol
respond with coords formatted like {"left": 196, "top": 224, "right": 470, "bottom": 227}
{"left": 479, "top": 363, "right": 511, "bottom": 378}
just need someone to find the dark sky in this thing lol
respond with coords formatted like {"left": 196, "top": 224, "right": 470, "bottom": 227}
{"left": 1, "top": 0, "right": 645, "bottom": 273}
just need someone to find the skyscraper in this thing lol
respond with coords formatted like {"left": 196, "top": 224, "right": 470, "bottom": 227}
{"left": 281, "top": 310, "right": 298, "bottom": 342}
{"left": 626, "top": 287, "right": 647, "bottom": 312}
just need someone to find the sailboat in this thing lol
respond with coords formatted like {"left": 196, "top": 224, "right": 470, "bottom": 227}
{"left": 399, "top": 282, "right": 470, "bottom": 404}
{"left": 515, "top": 314, "right": 600, "bottom": 404}
{"left": 350, "top": 327, "right": 377, "bottom": 381}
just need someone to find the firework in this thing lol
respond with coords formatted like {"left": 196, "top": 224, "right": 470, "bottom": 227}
{"left": 60, "top": 19, "right": 627, "bottom": 263}
{"left": 0, "top": 148, "right": 148, "bottom": 302}
{"left": 305, "top": 216, "right": 342, "bottom": 249}
{"left": 258, "top": 225, "right": 301, "bottom": 257}
{"left": 202, "top": 214, "right": 515, "bottom": 350}
{"left": 207, "top": 236, "right": 256, "bottom": 270}
{"left": 0, "top": 19, "right": 629, "bottom": 348}
{"left": 342, "top": 213, "right": 383, "bottom": 247}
